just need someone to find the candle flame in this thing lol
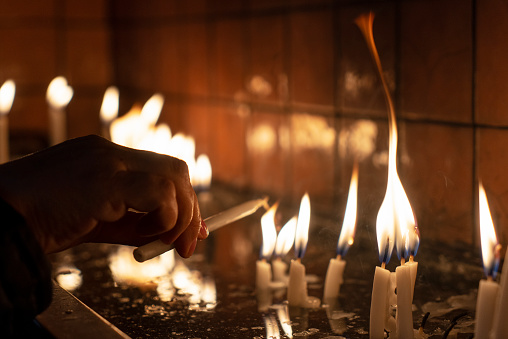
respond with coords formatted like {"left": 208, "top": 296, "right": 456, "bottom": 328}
{"left": 260, "top": 202, "right": 278, "bottom": 260}
{"left": 295, "top": 193, "right": 311, "bottom": 259}
{"left": 46, "top": 76, "right": 73, "bottom": 109}
{"left": 140, "top": 93, "right": 164, "bottom": 126}
{"left": 100, "top": 86, "right": 119, "bottom": 123}
{"left": 0, "top": 80, "right": 15, "bottom": 115}
{"left": 337, "top": 161, "right": 359, "bottom": 257}
{"left": 356, "top": 12, "right": 418, "bottom": 264}
{"left": 479, "top": 181, "right": 500, "bottom": 278}
{"left": 194, "top": 154, "right": 212, "bottom": 189}
{"left": 274, "top": 216, "right": 297, "bottom": 257}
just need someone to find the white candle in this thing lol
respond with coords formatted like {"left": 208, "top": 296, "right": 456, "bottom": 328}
{"left": 323, "top": 256, "right": 346, "bottom": 302}
{"left": 287, "top": 258, "right": 308, "bottom": 307}
{"left": 256, "top": 259, "right": 272, "bottom": 290}
{"left": 46, "top": 76, "right": 73, "bottom": 146}
{"left": 396, "top": 263, "right": 414, "bottom": 338}
{"left": 256, "top": 202, "right": 277, "bottom": 290}
{"left": 133, "top": 197, "right": 268, "bottom": 262}
{"left": 370, "top": 265, "right": 391, "bottom": 339}
{"left": 474, "top": 278, "right": 499, "bottom": 339}
{"left": 405, "top": 257, "right": 418, "bottom": 300}
{"left": 272, "top": 258, "right": 288, "bottom": 283}
{"left": 491, "top": 249, "right": 508, "bottom": 339}
{"left": 0, "top": 80, "right": 15, "bottom": 164}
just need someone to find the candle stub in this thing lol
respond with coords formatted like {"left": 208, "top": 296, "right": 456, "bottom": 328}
{"left": 287, "top": 259, "right": 308, "bottom": 307}
{"left": 133, "top": 197, "right": 268, "bottom": 262}
{"left": 474, "top": 278, "right": 499, "bottom": 339}
{"left": 323, "top": 257, "right": 346, "bottom": 302}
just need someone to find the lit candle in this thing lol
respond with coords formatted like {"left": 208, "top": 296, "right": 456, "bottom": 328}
{"left": 46, "top": 76, "right": 73, "bottom": 146}
{"left": 0, "top": 80, "right": 15, "bottom": 163}
{"left": 272, "top": 216, "right": 297, "bottom": 283}
{"left": 193, "top": 154, "right": 212, "bottom": 192}
{"left": 288, "top": 193, "right": 311, "bottom": 307}
{"left": 133, "top": 197, "right": 269, "bottom": 262}
{"left": 474, "top": 182, "right": 500, "bottom": 339}
{"left": 355, "top": 12, "right": 417, "bottom": 338}
{"left": 100, "top": 86, "right": 119, "bottom": 139}
{"left": 256, "top": 202, "right": 278, "bottom": 290}
{"left": 491, "top": 247, "right": 508, "bottom": 339}
{"left": 323, "top": 161, "right": 358, "bottom": 302}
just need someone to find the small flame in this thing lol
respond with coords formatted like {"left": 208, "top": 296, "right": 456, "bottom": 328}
{"left": 479, "top": 182, "right": 500, "bottom": 278}
{"left": 274, "top": 216, "right": 297, "bottom": 257}
{"left": 140, "top": 93, "right": 164, "bottom": 126}
{"left": 0, "top": 80, "right": 15, "bottom": 115}
{"left": 46, "top": 76, "right": 73, "bottom": 109}
{"left": 194, "top": 154, "right": 212, "bottom": 189}
{"left": 100, "top": 86, "right": 119, "bottom": 123}
{"left": 356, "top": 13, "right": 417, "bottom": 264}
{"left": 260, "top": 202, "right": 278, "bottom": 260}
{"left": 294, "top": 193, "right": 311, "bottom": 259}
{"left": 336, "top": 162, "right": 359, "bottom": 257}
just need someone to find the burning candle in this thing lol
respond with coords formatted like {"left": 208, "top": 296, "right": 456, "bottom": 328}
{"left": 491, "top": 248, "right": 508, "bottom": 338}
{"left": 194, "top": 154, "right": 212, "bottom": 192}
{"left": 474, "top": 182, "right": 500, "bottom": 339}
{"left": 323, "top": 161, "right": 358, "bottom": 302}
{"left": 46, "top": 76, "right": 73, "bottom": 146}
{"left": 133, "top": 197, "right": 269, "bottom": 262}
{"left": 256, "top": 202, "right": 278, "bottom": 290}
{"left": 0, "top": 80, "right": 15, "bottom": 163}
{"left": 100, "top": 86, "right": 119, "bottom": 139}
{"left": 288, "top": 193, "right": 311, "bottom": 307}
{"left": 356, "top": 12, "right": 418, "bottom": 338}
{"left": 272, "top": 216, "right": 297, "bottom": 283}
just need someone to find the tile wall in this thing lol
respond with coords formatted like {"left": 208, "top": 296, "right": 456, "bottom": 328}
{"left": 2, "top": 0, "right": 508, "bottom": 248}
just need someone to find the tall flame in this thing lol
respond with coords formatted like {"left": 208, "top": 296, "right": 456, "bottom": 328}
{"left": 336, "top": 161, "right": 359, "bottom": 257}
{"left": 260, "top": 202, "right": 278, "bottom": 260}
{"left": 356, "top": 12, "right": 417, "bottom": 264}
{"left": 274, "top": 216, "right": 297, "bottom": 257}
{"left": 295, "top": 193, "right": 311, "bottom": 259}
{"left": 479, "top": 182, "right": 500, "bottom": 278}
{"left": 100, "top": 86, "right": 119, "bottom": 123}
{"left": 0, "top": 80, "right": 15, "bottom": 115}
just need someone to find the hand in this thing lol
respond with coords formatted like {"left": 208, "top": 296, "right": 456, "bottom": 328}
{"left": 0, "top": 135, "right": 208, "bottom": 257}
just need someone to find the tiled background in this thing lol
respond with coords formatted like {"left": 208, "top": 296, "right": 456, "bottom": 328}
{"left": 1, "top": 0, "right": 507, "bottom": 248}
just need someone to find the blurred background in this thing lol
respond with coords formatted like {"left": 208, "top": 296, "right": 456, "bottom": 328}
{"left": 0, "top": 0, "right": 505, "bottom": 249}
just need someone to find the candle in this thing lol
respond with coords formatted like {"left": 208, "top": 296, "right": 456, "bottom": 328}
{"left": 0, "top": 80, "right": 15, "bottom": 164}
{"left": 474, "top": 182, "right": 500, "bottom": 339}
{"left": 323, "top": 161, "right": 358, "bottom": 302}
{"left": 46, "top": 76, "right": 73, "bottom": 146}
{"left": 193, "top": 154, "right": 212, "bottom": 192}
{"left": 272, "top": 216, "right": 297, "bottom": 283}
{"left": 396, "top": 263, "right": 413, "bottom": 338}
{"left": 256, "top": 202, "right": 278, "bottom": 290}
{"left": 491, "top": 248, "right": 508, "bottom": 338}
{"left": 288, "top": 193, "right": 311, "bottom": 307}
{"left": 100, "top": 86, "right": 119, "bottom": 139}
{"left": 370, "top": 265, "right": 391, "bottom": 339}
{"left": 133, "top": 197, "right": 269, "bottom": 262}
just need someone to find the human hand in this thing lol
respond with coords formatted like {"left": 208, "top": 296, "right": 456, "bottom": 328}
{"left": 0, "top": 135, "right": 208, "bottom": 257}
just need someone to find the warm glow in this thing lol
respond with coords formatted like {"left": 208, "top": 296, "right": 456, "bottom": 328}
{"left": 109, "top": 104, "right": 143, "bottom": 148}
{"left": 294, "top": 193, "right": 311, "bottom": 259}
{"left": 46, "top": 76, "right": 73, "bottom": 108}
{"left": 0, "top": 80, "right": 15, "bottom": 115}
{"left": 274, "top": 304, "right": 293, "bottom": 338}
{"left": 100, "top": 86, "right": 119, "bottom": 123}
{"left": 336, "top": 162, "right": 359, "bottom": 257}
{"left": 201, "top": 277, "right": 217, "bottom": 309}
{"left": 140, "top": 93, "right": 164, "bottom": 126}
{"left": 479, "top": 182, "right": 500, "bottom": 278}
{"left": 109, "top": 246, "right": 175, "bottom": 286}
{"left": 260, "top": 202, "right": 278, "bottom": 259}
{"left": 168, "top": 133, "right": 196, "bottom": 183}
{"left": 194, "top": 154, "right": 212, "bottom": 189}
{"left": 264, "top": 315, "right": 281, "bottom": 339}
{"left": 55, "top": 266, "right": 82, "bottom": 292}
{"left": 356, "top": 12, "right": 418, "bottom": 265}
{"left": 274, "top": 216, "right": 297, "bottom": 257}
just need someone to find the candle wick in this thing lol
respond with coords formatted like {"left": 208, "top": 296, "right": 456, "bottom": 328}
{"left": 409, "top": 255, "right": 414, "bottom": 263}
{"left": 400, "top": 258, "right": 405, "bottom": 265}
{"left": 487, "top": 275, "right": 493, "bottom": 282}
{"left": 381, "top": 262, "right": 386, "bottom": 269}
{"left": 296, "top": 258, "right": 301, "bottom": 264}
{"left": 336, "top": 254, "right": 342, "bottom": 261}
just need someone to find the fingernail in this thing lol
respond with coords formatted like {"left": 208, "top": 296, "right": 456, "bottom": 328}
{"left": 199, "top": 220, "right": 209, "bottom": 238}
{"left": 187, "top": 238, "right": 198, "bottom": 256}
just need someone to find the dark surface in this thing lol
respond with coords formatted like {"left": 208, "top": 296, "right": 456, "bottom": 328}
{"left": 48, "top": 186, "right": 484, "bottom": 338}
